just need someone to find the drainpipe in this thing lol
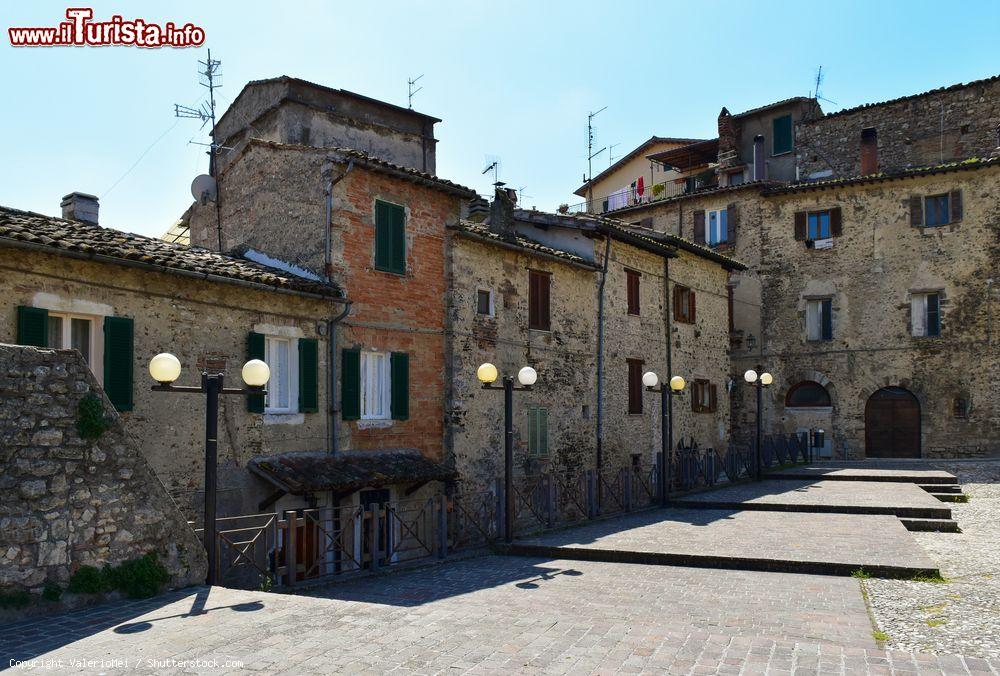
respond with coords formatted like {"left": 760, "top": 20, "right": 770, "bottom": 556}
{"left": 325, "top": 161, "right": 354, "bottom": 455}
{"left": 595, "top": 235, "right": 612, "bottom": 472}
{"left": 663, "top": 256, "right": 674, "bottom": 455}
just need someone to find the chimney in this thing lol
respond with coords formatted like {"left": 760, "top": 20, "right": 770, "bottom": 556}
{"left": 488, "top": 187, "right": 517, "bottom": 241}
{"left": 717, "top": 107, "right": 739, "bottom": 169}
{"left": 465, "top": 196, "right": 490, "bottom": 223}
{"left": 61, "top": 192, "right": 99, "bottom": 225}
{"left": 860, "top": 127, "right": 878, "bottom": 175}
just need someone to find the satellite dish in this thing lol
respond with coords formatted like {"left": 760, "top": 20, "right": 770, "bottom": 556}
{"left": 190, "top": 174, "right": 218, "bottom": 203}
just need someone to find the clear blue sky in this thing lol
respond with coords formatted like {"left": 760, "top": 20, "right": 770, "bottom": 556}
{"left": 2, "top": 1, "right": 998, "bottom": 238}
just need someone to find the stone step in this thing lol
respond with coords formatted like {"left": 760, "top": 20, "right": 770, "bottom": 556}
{"left": 927, "top": 493, "right": 968, "bottom": 503}
{"left": 918, "top": 484, "right": 962, "bottom": 493}
{"left": 670, "top": 498, "right": 953, "bottom": 520}
{"left": 899, "top": 517, "right": 962, "bottom": 533}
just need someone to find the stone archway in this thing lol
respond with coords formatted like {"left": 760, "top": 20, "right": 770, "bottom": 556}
{"left": 865, "top": 387, "right": 921, "bottom": 458}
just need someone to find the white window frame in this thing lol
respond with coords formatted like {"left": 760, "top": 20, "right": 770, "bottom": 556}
{"left": 360, "top": 351, "right": 392, "bottom": 420}
{"left": 706, "top": 209, "right": 728, "bottom": 246}
{"left": 910, "top": 292, "right": 941, "bottom": 338}
{"left": 264, "top": 335, "right": 299, "bottom": 414}
{"left": 805, "top": 299, "right": 832, "bottom": 341}
{"left": 476, "top": 288, "right": 495, "bottom": 317}
{"left": 46, "top": 311, "right": 103, "bottom": 383}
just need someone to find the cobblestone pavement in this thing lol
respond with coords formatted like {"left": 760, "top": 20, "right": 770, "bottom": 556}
{"left": 864, "top": 460, "right": 1000, "bottom": 661}
{"left": 4, "top": 555, "right": 999, "bottom": 674}
{"left": 516, "top": 508, "right": 936, "bottom": 574}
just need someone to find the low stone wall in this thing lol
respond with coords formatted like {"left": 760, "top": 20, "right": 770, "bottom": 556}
{"left": 0, "top": 344, "right": 206, "bottom": 595}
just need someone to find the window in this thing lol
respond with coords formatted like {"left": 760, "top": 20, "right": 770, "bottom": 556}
{"left": 692, "top": 379, "right": 717, "bottom": 413}
{"left": 627, "top": 359, "right": 644, "bottom": 414}
{"left": 360, "top": 351, "right": 391, "bottom": 419}
{"left": 911, "top": 292, "right": 941, "bottom": 337}
{"left": 47, "top": 313, "right": 94, "bottom": 364}
{"left": 673, "top": 285, "right": 695, "bottom": 324}
{"left": 626, "top": 269, "right": 641, "bottom": 315}
{"left": 805, "top": 299, "right": 833, "bottom": 341}
{"left": 728, "top": 170, "right": 745, "bottom": 186}
{"left": 772, "top": 115, "right": 793, "bottom": 155}
{"left": 527, "top": 406, "right": 549, "bottom": 456}
{"left": 795, "top": 208, "right": 842, "bottom": 242}
{"left": 785, "top": 381, "right": 831, "bottom": 408}
{"left": 528, "top": 270, "right": 551, "bottom": 331}
{"left": 808, "top": 211, "right": 831, "bottom": 240}
{"left": 374, "top": 200, "right": 406, "bottom": 274}
{"left": 707, "top": 209, "right": 728, "bottom": 246}
{"left": 476, "top": 289, "right": 494, "bottom": 316}
{"left": 924, "top": 194, "right": 950, "bottom": 227}
{"left": 953, "top": 397, "right": 969, "bottom": 419}
{"left": 265, "top": 336, "right": 294, "bottom": 413}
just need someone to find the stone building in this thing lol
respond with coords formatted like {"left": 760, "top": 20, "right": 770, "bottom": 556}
{"left": 446, "top": 191, "right": 743, "bottom": 489}
{"left": 0, "top": 198, "right": 349, "bottom": 519}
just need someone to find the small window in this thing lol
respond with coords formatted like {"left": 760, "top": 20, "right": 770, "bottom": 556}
{"left": 476, "top": 289, "right": 493, "bottom": 316}
{"left": 808, "top": 211, "right": 831, "bottom": 240}
{"left": 924, "top": 194, "right": 951, "bottom": 227}
{"left": 673, "top": 285, "right": 695, "bottom": 324}
{"left": 627, "top": 359, "right": 644, "bottom": 414}
{"left": 953, "top": 397, "right": 968, "bottom": 419}
{"left": 805, "top": 298, "right": 833, "bottom": 341}
{"left": 527, "top": 406, "right": 549, "bottom": 456}
{"left": 728, "top": 170, "right": 745, "bottom": 186}
{"left": 360, "top": 351, "right": 391, "bottom": 419}
{"left": 707, "top": 209, "right": 729, "bottom": 246}
{"left": 265, "top": 336, "right": 294, "bottom": 413}
{"left": 772, "top": 115, "right": 793, "bottom": 155}
{"left": 528, "top": 270, "right": 551, "bottom": 331}
{"left": 47, "top": 313, "right": 94, "bottom": 365}
{"left": 785, "top": 381, "right": 831, "bottom": 408}
{"left": 692, "top": 379, "right": 717, "bottom": 413}
{"left": 911, "top": 292, "right": 941, "bottom": 337}
{"left": 626, "top": 269, "right": 641, "bottom": 315}
{"left": 374, "top": 200, "right": 406, "bottom": 274}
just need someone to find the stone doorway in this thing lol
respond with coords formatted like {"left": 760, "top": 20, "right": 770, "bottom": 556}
{"left": 865, "top": 387, "right": 921, "bottom": 458}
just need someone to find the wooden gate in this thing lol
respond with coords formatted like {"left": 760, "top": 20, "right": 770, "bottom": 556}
{"left": 865, "top": 387, "right": 920, "bottom": 458}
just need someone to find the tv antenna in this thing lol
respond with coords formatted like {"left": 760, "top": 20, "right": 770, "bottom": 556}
{"left": 482, "top": 155, "right": 502, "bottom": 187}
{"left": 587, "top": 106, "right": 607, "bottom": 184}
{"left": 516, "top": 186, "right": 532, "bottom": 204}
{"left": 608, "top": 142, "right": 621, "bottom": 167}
{"left": 811, "top": 66, "right": 838, "bottom": 107}
{"left": 174, "top": 49, "right": 225, "bottom": 250}
{"left": 407, "top": 74, "right": 424, "bottom": 109}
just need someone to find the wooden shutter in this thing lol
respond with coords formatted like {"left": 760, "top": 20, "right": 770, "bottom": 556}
{"left": 17, "top": 306, "right": 48, "bottom": 347}
{"left": 726, "top": 204, "right": 737, "bottom": 244}
{"left": 693, "top": 210, "right": 706, "bottom": 244}
{"left": 927, "top": 294, "right": 941, "bottom": 336}
{"left": 688, "top": 289, "right": 696, "bottom": 323}
{"left": 375, "top": 201, "right": 405, "bottom": 274}
{"left": 627, "top": 359, "right": 643, "bottom": 414}
{"left": 538, "top": 408, "right": 548, "bottom": 455}
{"left": 529, "top": 270, "right": 550, "bottom": 330}
{"left": 830, "top": 207, "right": 843, "bottom": 237}
{"left": 909, "top": 196, "right": 923, "bottom": 227}
{"left": 390, "top": 352, "right": 409, "bottom": 420}
{"left": 626, "top": 270, "right": 640, "bottom": 315}
{"left": 247, "top": 332, "right": 266, "bottom": 413}
{"left": 794, "top": 212, "right": 807, "bottom": 240}
{"left": 341, "top": 348, "right": 361, "bottom": 420}
{"left": 103, "top": 316, "right": 134, "bottom": 412}
{"left": 709, "top": 383, "right": 718, "bottom": 412}
{"left": 672, "top": 286, "right": 682, "bottom": 322}
{"left": 773, "top": 115, "right": 793, "bottom": 154}
{"left": 950, "top": 190, "right": 963, "bottom": 223}
{"left": 691, "top": 380, "right": 702, "bottom": 412}
{"left": 297, "top": 338, "right": 319, "bottom": 413}
{"left": 821, "top": 299, "right": 833, "bottom": 340}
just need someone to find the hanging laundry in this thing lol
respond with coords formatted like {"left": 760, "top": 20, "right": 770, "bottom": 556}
{"left": 636, "top": 176, "right": 645, "bottom": 198}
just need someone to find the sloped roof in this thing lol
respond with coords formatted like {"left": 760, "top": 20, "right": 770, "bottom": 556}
{"left": 575, "top": 136, "right": 705, "bottom": 196}
{"left": 733, "top": 96, "right": 816, "bottom": 119}
{"left": 812, "top": 73, "right": 1000, "bottom": 121}
{"left": 0, "top": 206, "right": 343, "bottom": 299}
{"left": 450, "top": 219, "right": 599, "bottom": 269}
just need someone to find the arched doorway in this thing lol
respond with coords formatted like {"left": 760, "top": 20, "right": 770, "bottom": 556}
{"left": 865, "top": 387, "right": 920, "bottom": 458}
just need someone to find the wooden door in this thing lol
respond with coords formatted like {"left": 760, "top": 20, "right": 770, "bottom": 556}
{"left": 865, "top": 387, "right": 920, "bottom": 458}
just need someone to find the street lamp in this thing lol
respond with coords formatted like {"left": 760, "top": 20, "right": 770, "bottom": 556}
{"left": 744, "top": 368, "right": 773, "bottom": 479}
{"left": 478, "top": 362, "right": 536, "bottom": 543}
{"left": 148, "top": 353, "right": 269, "bottom": 585}
{"left": 643, "top": 371, "right": 686, "bottom": 506}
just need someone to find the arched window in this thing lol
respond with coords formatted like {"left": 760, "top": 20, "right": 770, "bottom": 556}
{"left": 785, "top": 380, "right": 831, "bottom": 408}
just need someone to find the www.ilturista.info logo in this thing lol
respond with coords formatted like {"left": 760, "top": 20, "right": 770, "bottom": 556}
{"left": 8, "top": 8, "right": 206, "bottom": 47}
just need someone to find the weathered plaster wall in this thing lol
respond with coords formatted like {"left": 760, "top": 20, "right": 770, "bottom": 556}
{"left": 796, "top": 77, "right": 1000, "bottom": 179}
{"left": 752, "top": 166, "right": 1000, "bottom": 458}
{"left": 0, "top": 248, "right": 335, "bottom": 519}
{"left": 0, "top": 344, "right": 206, "bottom": 594}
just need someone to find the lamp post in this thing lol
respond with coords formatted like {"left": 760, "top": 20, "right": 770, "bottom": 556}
{"left": 743, "top": 368, "right": 773, "bottom": 480}
{"left": 642, "top": 372, "right": 686, "bottom": 506}
{"left": 477, "top": 362, "right": 536, "bottom": 543}
{"left": 148, "top": 353, "right": 270, "bottom": 585}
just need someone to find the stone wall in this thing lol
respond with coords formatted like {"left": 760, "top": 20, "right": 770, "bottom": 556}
{"left": 752, "top": 164, "right": 1000, "bottom": 458}
{"left": 0, "top": 247, "right": 336, "bottom": 519}
{"left": 796, "top": 76, "right": 1000, "bottom": 179}
{"left": 0, "top": 344, "right": 206, "bottom": 594}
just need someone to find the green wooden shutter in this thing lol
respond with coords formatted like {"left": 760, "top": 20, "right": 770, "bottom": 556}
{"left": 298, "top": 338, "right": 319, "bottom": 413}
{"left": 103, "top": 316, "right": 134, "bottom": 412}
{"left": 341, "top": 348, "right": 361, "bottom": 420}
{"left": 390, "top": 352, "right": 409, "bottom": 420}
{"left": 375, "top": 201, "right": 406, "bottom": 274}
{"left": 247, "top": 332, "right": 265, "bottom": 413}
{"left": 17, "top": 306, "right": 48, "bottom": 347}
{"left": 538, "top": 407, "right": 548, "bottom": 455}
{"left": 773, "top": 115, "right": 792, "bottom": 154}
{"left": 528, "top": 407, "right": 538, "bottom": 454}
